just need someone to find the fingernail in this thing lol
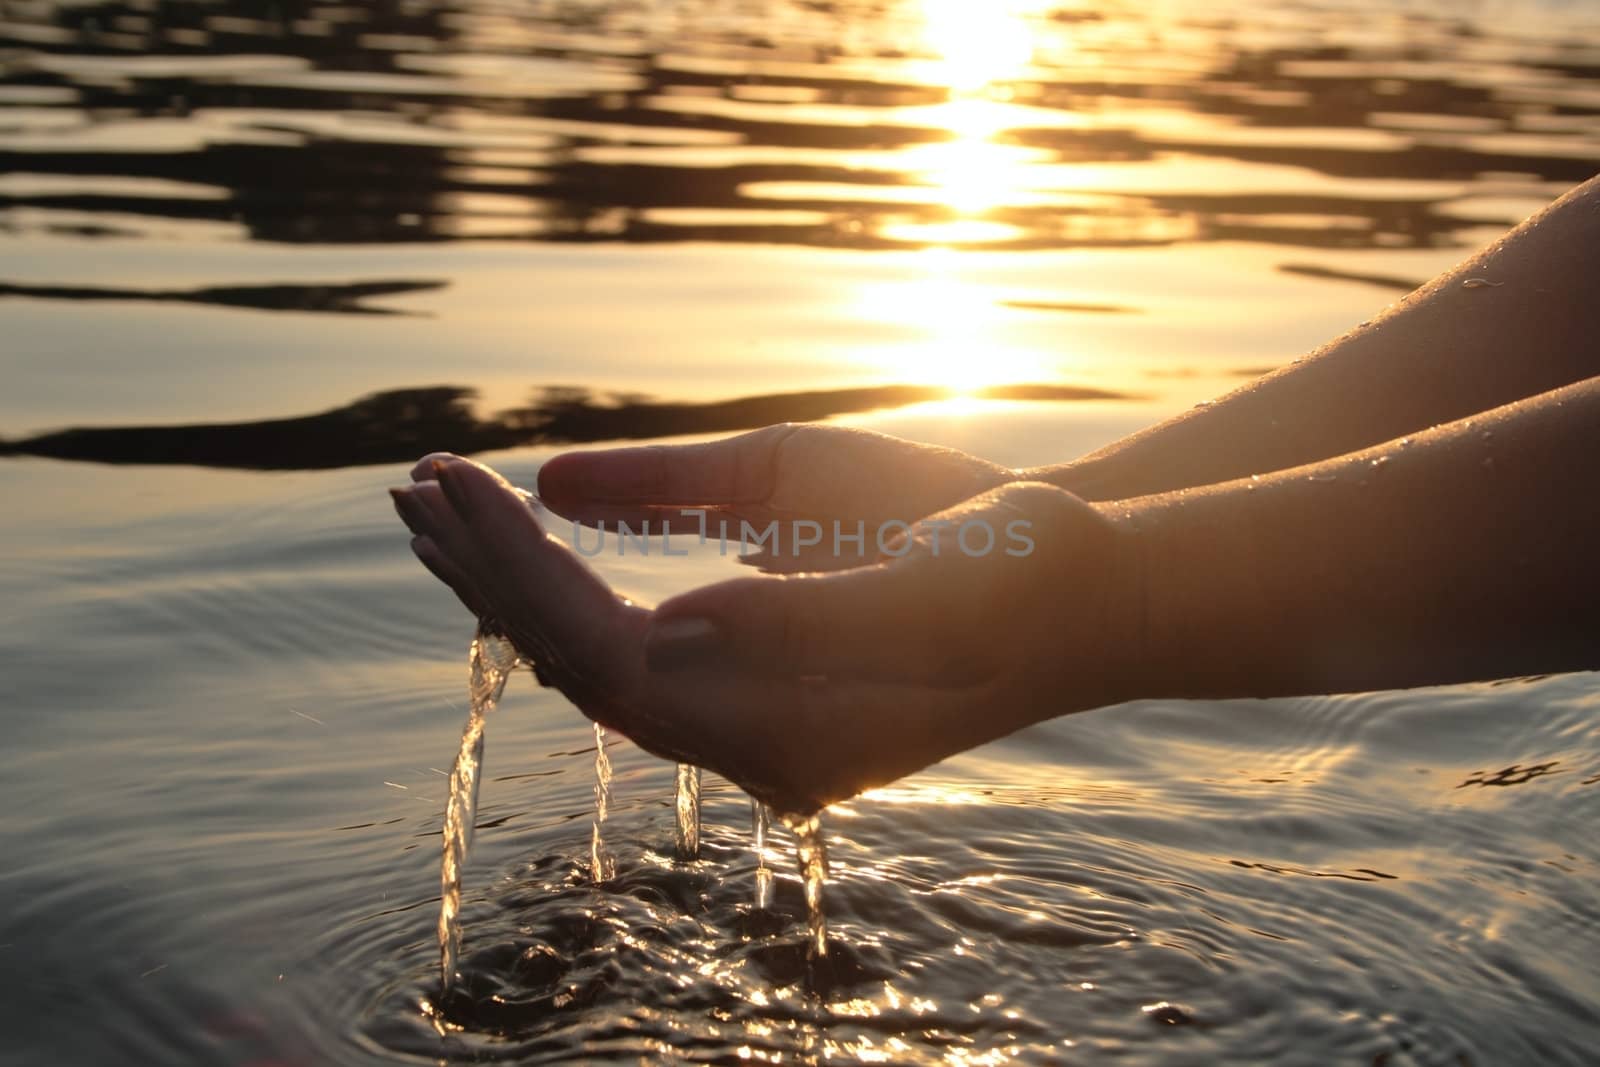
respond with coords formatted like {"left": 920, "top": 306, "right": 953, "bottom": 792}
{"left": 434, "top": 460, "right": 471, "bottom": 515}
{"left": 644, "top": 617, "right": 723, "bottom": 671}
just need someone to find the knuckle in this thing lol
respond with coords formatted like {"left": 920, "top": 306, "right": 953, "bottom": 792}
{"left": 992, "top": 479, "right": 1075, "bottom": 516}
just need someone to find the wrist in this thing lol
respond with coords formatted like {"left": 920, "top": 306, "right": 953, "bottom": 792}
{"left": 1118, "top": 489, "right": 1283, "bottom": 701}
{"left": 1086, "top": 500, "right": 1154, "bottom": 708}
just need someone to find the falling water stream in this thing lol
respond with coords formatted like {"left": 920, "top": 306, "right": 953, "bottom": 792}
{"left": 674, "top": 764, "right": 702, "bottom": 860}
{"left": 441, "top": 622, "right": 830, "bottom": 1005}
{"left": 751, "top": 800, "right": 774, "bottom": 912}
{"left": 784, "top": 813, "right": 830, "bottom": 959}
{"left": 589, "top": 722, "right": 617, "bottom": 883}
{"left": 436, "top": 623, "right": 520, "bottom": 997}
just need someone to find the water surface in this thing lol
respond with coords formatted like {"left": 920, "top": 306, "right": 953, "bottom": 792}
{"left": 2, "top": 0, "right": 1598, "bottom": 1062}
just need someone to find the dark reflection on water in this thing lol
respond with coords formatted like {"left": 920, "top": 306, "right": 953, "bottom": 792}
{"left": 4, "top": 0, "right": 1599, "bottom": 250}
{"left": 0, "top": 381, "right": 1130, "bottom": 468}
{"left": 1275, "top": 262, "right": 1424, "bottom": 291}
{"left": 0, "top": 277, "right": 446, "bottom": 313}
{"left": 1457, "top": 760, "right": 1564, "bottom": 788}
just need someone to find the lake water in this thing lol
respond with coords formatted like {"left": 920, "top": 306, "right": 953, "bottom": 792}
{"left": 2, "top": 0, "right": 1598, "bottom": 1062}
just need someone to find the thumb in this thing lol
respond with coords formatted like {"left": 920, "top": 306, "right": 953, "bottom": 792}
{"left": 643, "top": 559, "right": 954, "bottom": 683}
{"left": 640, "top": 480, "right": 1095, "bottom": 684}
{"left": 641, "top": 497, "right": 1035, "bottom": 685}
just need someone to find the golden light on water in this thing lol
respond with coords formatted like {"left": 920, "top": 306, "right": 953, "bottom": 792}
{"left": 919, "top": 0, "right": 1036, "bottom": 92}
{"left": 913, "top": 0, "right": 1042, "bottom": 225}
{"left": 851, "top": 2, "right": 1055, "bottom": 396}
{"left": 854, "top": 247, "right": 1053, "bottom": 395}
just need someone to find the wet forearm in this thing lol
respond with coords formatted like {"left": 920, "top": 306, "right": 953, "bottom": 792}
{"left": 1127, "top": 376, "right": 1600, "bottom": 699}
{"left": 1028, "top": 175, "right": 1600, "bottom": 501}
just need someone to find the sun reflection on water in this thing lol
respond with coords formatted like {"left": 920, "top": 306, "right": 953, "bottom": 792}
{"left": 919, "top": 0, "right": 1037, "bottom": 93}
{"left": 854, "top": 246, "right": 1056, "bottom": 395}
{"left": 914, "top": 0, "right": 1046, "bottom": 223}
{"left": 856, "top": 2, "right": 1060, "bottom": 395}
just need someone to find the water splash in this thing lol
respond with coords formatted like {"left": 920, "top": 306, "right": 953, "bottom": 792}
{"left": 752, "top": 800, "right": 774, "bottom": 911}
{"left": 590, "top": 722, "right": 617, "bottom": 883}
{"left": 674, "top": 763, "right": 702, "bottom": 861}
{"left": 438, "top": 623, "right": 520, "bottom": 996}
{"left": 783, "top": 812, "right": 829, "bottom": 959}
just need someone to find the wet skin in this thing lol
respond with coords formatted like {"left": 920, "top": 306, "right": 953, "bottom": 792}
{"left": 394, "top": 176, "right": 1600, "bottom": 811}
{"left": 393, "top": 447, "right": 1141, "bottom": 815}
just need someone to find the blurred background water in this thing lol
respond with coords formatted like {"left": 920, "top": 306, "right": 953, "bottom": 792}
{"left": 2, "top": 0, "right": 1598, "bottom": 1062}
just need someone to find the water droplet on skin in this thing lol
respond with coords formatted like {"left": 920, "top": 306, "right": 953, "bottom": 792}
{"left": 1481, "top": 430, "right": 1494, "bottom": 441}
{"left": 1462, "top": 277, "right": 1503, "bottom": 289}
{"left": 1370, "top": 456, "right": 1390, "bottom": 470}
{"left": 1399, "top": 437, "right": 1413, "bottom": 448}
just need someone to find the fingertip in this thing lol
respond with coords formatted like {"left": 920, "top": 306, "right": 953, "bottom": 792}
{"left": 410, "top": 452, "right": 462, "bottom": 482}
{"left": 548, "top": 446, "right": 671, "bottom": 506}
{"left": 434, "top": 460, "right": 470, "bottom": 514}
{"left": 534, "top": 452, "right": 578, "bottom": 502}
{"left": 392, "top": 487, "right": 427, "bottom": 533}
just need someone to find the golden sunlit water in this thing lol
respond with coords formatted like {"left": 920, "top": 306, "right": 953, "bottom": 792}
{"left": 2, "top": 0, "right": 1599, "bottom": 1063}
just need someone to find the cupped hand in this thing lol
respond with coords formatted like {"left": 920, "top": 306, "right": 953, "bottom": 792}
{"left": 534, "top": 423, "right": 1014, "bottom": 571}
{"left": 392, "top": 453, "right": 1144, "bottom": 813}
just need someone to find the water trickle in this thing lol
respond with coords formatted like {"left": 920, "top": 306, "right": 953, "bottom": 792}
{"left": 752, "top": 800, "right": 774, "bottom": 911}
{"left": 674, "top": 763, "right": 702, "bottom": 861}
{"left": 783, "top": 812, "right": 830, "bottom": 959}
{"left": 590, "top": 722, "right": 617, "bottom": 883}
{"left": 438, "top": 622, "right": 520, "bottom": 997}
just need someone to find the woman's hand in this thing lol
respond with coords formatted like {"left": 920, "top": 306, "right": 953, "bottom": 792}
{"left": 535, "top": 423, "right": 1014, "bottom": 571}
{"left": 393, "top": 454, "right": 1145, "bottom": 813}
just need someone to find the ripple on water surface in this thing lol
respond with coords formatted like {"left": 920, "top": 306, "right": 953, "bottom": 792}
{"left": 290, "top": 675, "right": 1600, "bottom": 1065}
